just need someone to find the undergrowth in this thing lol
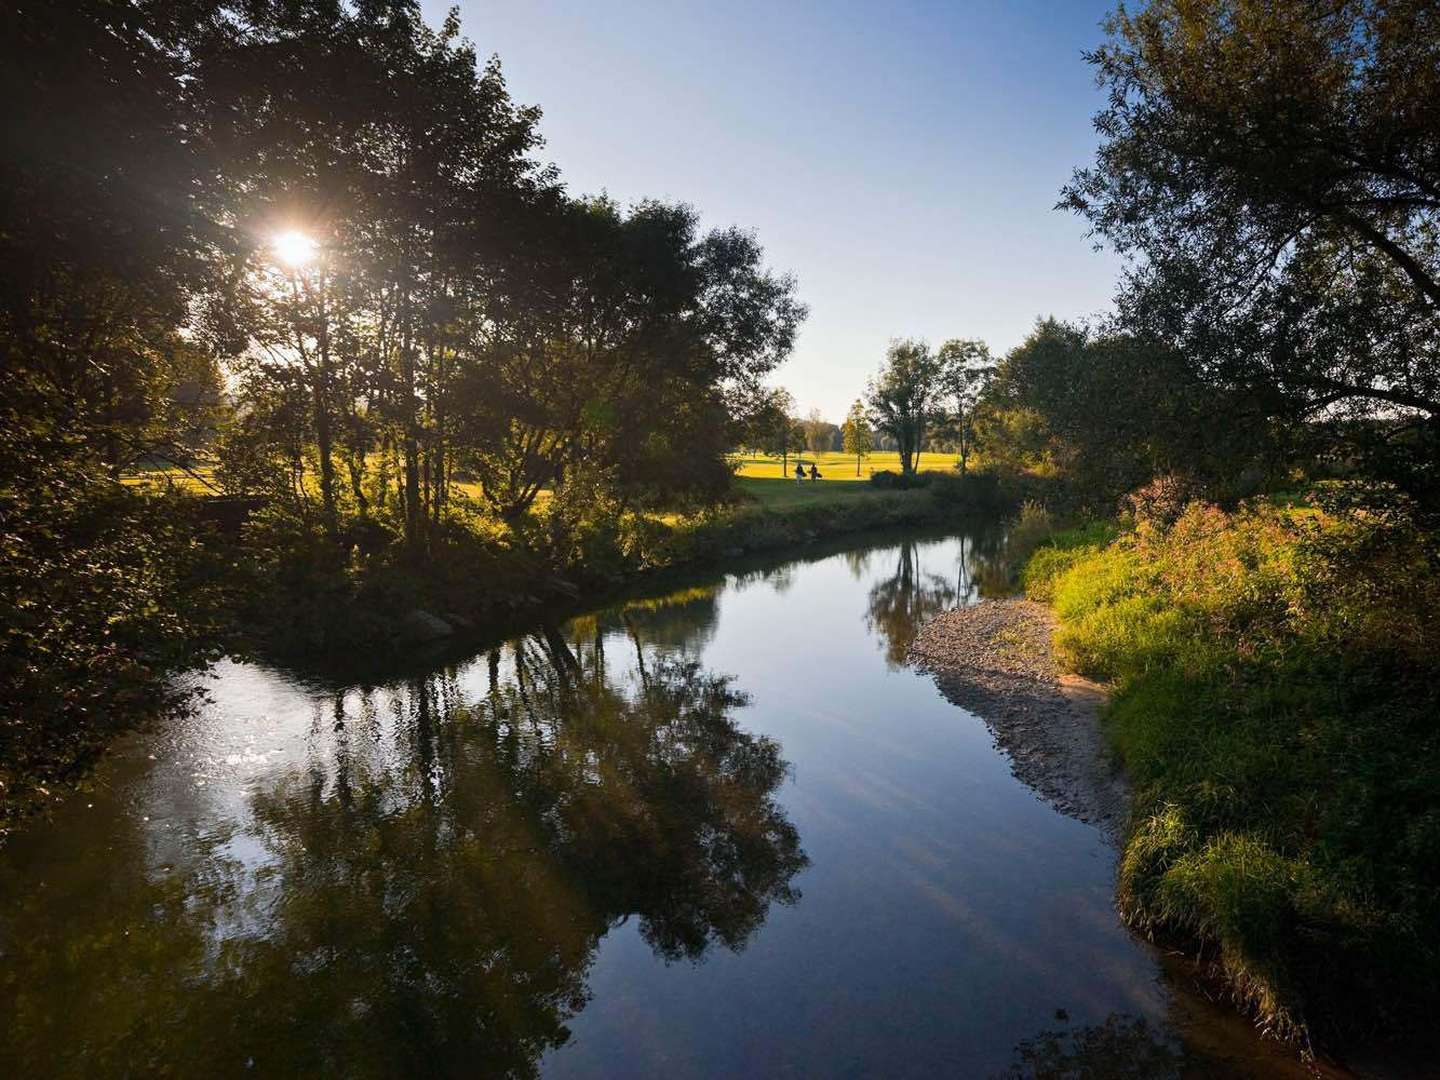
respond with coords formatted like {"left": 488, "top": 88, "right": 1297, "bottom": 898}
{"left": 1022, "top": 501, "right": 1440, "bottom": 1051}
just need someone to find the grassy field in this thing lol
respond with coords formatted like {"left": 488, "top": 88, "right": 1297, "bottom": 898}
{"left": 732, "top": 450, "right": 963, "bottom": 481}
{"left": 124, "top": 451, "right": 964, "bottom": 509}
{"left": 732, "top": 474, "right": 917, "bottom": 511}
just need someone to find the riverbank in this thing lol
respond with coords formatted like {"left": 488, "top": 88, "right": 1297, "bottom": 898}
{"left": 1, "top": 472, "right": 1015, "bottom": 841}
{"left": 232, "top": 471, "right": 1009, "bottom": 664}
{"left": 910, "top": 599, "right": 1127, "bottom": 843}
{"left": 960, "top": 500, "right": 1440, "bottom": 1061}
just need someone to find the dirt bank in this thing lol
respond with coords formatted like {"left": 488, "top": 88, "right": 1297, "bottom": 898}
{"left": 909, "top": 599, "right": 1129, "bottom": 844}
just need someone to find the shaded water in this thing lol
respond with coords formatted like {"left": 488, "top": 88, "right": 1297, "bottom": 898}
{"left": 0, "top": 530, "right": 1320, "bottom": 1077}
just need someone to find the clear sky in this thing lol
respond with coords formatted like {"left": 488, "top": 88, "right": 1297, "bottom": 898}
{"left": 421, "top": 0, "right": 1125, "bottom": 420}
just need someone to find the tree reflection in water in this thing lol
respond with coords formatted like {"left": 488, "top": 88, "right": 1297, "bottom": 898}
{"left": 865, "top": 539, "right": 962, "bottom": 667}
{"left": 995, "top": 1014, "right": 1192, "bottom": 1079}
{"left": 0, "top": 618, "right": 806, "bottom": 1078}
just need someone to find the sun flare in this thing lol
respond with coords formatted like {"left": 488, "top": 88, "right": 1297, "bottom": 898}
{"left": 272, "top": 229, "right": 318, "bottom": 268}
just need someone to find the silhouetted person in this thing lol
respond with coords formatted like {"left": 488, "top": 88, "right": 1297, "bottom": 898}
{"left": 795, "top": 462, "right": 805, "bottom": 484}
{"left": 809, "top": 464, "right": 820, "bottom": 482}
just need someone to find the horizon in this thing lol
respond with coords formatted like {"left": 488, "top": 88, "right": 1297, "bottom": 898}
{"left": 423, "top": 0, "right": 1124, "bottom": 419}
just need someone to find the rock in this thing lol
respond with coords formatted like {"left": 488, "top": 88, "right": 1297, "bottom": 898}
{"left": 397, "top": 609, "right": 453, "bottom": 642}
{"left": 909, "top": 599, "right": 1127, "bottom": 845}
{"left": 443, "top": 612, "right": 476, "bottom": 631}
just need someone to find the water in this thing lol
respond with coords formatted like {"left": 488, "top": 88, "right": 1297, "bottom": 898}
{"left": 0, "top": 530, "right": 1320, "bottom": 1077}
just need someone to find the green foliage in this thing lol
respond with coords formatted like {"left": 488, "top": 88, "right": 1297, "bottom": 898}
{"left": 866, "top": 339, "right": 944, "bottom": 476}
{"left": 1065, "top": 0, "right": 1440, "bottom": 512}
{"left": 934, "top": 338, "right": 994, "bottom": 474}
{"left": 840, "top": 399, "right": 872, "bottom": 475}
{"left": 1019, "top": 519, "right": 1120, "bottom": 603}
{"left": 868, "top": 469, "right": 932, "bottom": 490}
{"left": 1029, "top": 502, "right": 1440, "bottom": 1043}
{"left": 0, "top": 459, "right": 226, "bottom": 833}
{"left": 980, "top": 319, "right": 1278, "bottom": 508}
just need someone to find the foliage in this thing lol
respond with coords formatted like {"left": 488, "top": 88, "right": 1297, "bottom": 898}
{"left": 0, "top": 0, "right": 807, "bottom": 806}
{"left": 869, "top": 469, "right": 932, "bottom": 491}
{"left": 981, "top": 318, "right": 1278, "bottom": 506}
{"left": 1065, "top": 0, "right": 1440, "bottom": 512}
{"left": 1019, "top": 519, "right": 1121, "bottom": 603}
{"left": 802, "top": 408, "right": 838, "bottom": 455}
{"left": 841, "top": 399, "right": 873, "bottom": 476}
{"left": 1027, "top": 501, "right": 1440, "bottom": 1044}
{"left": 0, "top": 453, "right": 226, "bottom": 833}
{"left": 866, "top": 339, "right": 944, "bottom": 476}
{"left": 934, "top": 338, "right": 994, "bottom": 474}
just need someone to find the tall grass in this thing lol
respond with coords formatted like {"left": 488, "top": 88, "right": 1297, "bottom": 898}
{"left": 1024, "top": 502, "right": 1440, "bottom": 1049}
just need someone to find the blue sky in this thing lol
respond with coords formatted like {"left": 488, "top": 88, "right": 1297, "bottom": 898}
{"left": 422, "top": 0, "right": 1125, "bottom": 420}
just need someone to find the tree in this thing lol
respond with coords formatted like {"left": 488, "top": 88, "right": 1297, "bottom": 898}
{"left": 936, "top": 339, "right": 994, "bottom": 474}
{"left": 802, "top": 408, "right": 833, "bottom": 455}
{"left": 982, "top": 317, "right": 1277, "bottom": 503}
{"left": 749, "top": 388, "right": 804, "bottom": 476}
{"left": 1063, "top": 0, "right": 1440, "bottom": 508}
{"left": 866, "top": 339, "right": 942, "bottom": 476}
{"left": 841, "top": 400, "right": 872, "bottom": 476}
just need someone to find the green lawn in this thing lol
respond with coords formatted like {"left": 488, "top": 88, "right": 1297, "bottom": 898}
{"left": 732, "top": 450, "right": 962, "bottom": 481}
{"left": 733, "top": 474, "right": 908, "bottom": 511}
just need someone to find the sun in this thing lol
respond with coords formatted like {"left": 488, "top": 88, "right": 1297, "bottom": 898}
{"left": 272, "top": 229, "right": 318, "bottom": 268}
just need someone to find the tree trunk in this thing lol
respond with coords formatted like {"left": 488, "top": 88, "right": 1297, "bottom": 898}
{"left": 313, "top": 287, "right": 338, "bottom": 538}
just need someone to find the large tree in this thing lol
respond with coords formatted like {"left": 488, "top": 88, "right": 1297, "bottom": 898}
{"left": 1063, "top": 0, "right": 1440, "bottom": 507}
{"left": 866, "top": 339, "right": 942, "bottom": 476}
{"left": 984, "top": 318, "right": 1277, "bottom": 503}
{"left": 935, "top": 338, "right": 994, "bottom": 475}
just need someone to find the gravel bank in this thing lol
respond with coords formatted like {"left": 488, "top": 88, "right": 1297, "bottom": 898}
{"left": 909, "top": 599, "right": 1129, "bottom": 845}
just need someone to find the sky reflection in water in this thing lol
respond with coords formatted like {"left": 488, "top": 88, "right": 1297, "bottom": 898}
{"left": 0, "top": 531, "right": 1309, "bottom": 1078}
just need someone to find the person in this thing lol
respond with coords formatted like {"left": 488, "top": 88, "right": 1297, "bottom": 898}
{"left": 808, "top": 463, "right": 820, "bottom": 482}
{"left": 795, "top": 461, "right": 806, "bottom": 484}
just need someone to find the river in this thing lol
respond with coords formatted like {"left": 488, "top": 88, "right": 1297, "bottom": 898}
{"left": 0, "top": 529, "right": 1324, "bottom": 1077}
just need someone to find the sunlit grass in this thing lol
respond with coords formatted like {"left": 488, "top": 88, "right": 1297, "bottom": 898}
{"left": 123, "top": 452, "right": 958, "bottom": 510}
{"left": 731, "top": 450, "right": 963, "bottom": 480}
{"left": 1022, "top": 502, "right": 1440, "bottom": 1041}
{"left": 733, "top": 474, "right": 905, "bottom": 511}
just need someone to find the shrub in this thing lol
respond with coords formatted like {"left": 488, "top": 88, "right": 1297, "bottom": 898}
{"left": 868, "top": 469, "right": 935, "bottom": 490}
{"left": 1020, "top": 519, "right": 1121, "bottom": 602}
{"left": 927, "top": 469, "right": 1004, "bottom": 512}
{"left": 1122, "top": 473, "right": 1199, "bottom": 529}
{"left": 1005, "top": 500, "right": 1054, "bottom": 560}
{"left": 1027, "top": 500, "right": 1440, "bottom": 1046}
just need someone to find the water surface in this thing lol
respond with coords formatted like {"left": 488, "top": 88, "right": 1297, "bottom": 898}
{"left": 0, "top": 530, "right": 1314, "bottom": 1077}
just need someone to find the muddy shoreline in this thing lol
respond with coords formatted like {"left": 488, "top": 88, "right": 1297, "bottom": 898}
{"left": 909, "top": 598, "right": 1129, "bottom": 845}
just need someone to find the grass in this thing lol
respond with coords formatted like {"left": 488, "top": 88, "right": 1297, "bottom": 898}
{"left": 731, "top": 450, "right": 964, "bottom": 481}
{"left": 123, "top": 452, "right": 960, "bottom": 514}
{"left": 1020, "top": 502, "right": 1440, "bottom": 1050}
{"left": 733, "top": 474, "right": 906, "bottom": 511}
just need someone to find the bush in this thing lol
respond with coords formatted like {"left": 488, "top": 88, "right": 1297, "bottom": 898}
{"left": 1028, "top": 501, "right": 1440, "bottom": 1046}
{"left": 926, "top": 469, "right": 1004, "bottom": 512}
{"left": 1121, "top": 473, "right": 1199, "bottom": 529}
{"left": 868, "top": 469, "right": 934, "bottom": 490}
{"left": 0, "top": 475, "right": 227, "bottom": 834}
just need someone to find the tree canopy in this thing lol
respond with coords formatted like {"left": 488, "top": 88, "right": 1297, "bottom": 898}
{"left": 1063, "top": 0, "right": 1440, "bottom": 508}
